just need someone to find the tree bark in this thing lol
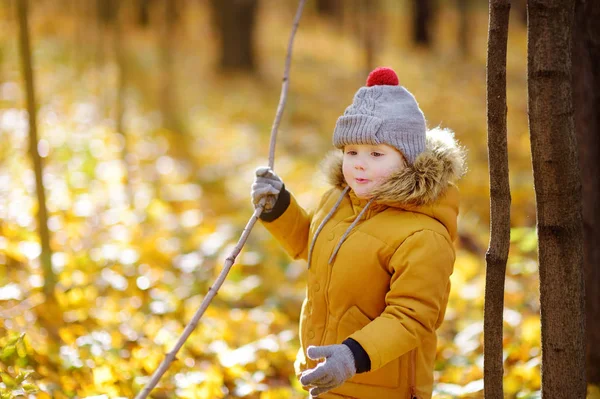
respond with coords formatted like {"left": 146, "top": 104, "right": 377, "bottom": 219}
{"left": 527, "top": 0, "right": 586, "bottom": 395}
{"left": 412, "top": 0, "right": 432, "bottom": 46}
{"left": 484, "top": 1, "right": 511, "bottom": 398}
{"left": 16, "top": 0, "right": 56, "bottom": 299}
{"left": 572, "top": 0, "right": 600, "bottom": 386}
{"left": 209, "top": 0, "right": 258, "bottom": 72}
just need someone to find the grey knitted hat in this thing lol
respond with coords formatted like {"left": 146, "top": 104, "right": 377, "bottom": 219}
{"left": 333, "top": 67, "right": 426, "bottom": 164}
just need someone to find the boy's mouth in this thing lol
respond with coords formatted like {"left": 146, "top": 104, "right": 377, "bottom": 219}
{"left": 355, "top": 178, "right": 370, "bottom": 184}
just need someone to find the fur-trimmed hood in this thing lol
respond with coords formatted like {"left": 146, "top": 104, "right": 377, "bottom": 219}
{"left": 320, "top": 127, "right": 466, "bottom": 207}
{"left": 317, "top": 127, "right": 466, "bottom": 241}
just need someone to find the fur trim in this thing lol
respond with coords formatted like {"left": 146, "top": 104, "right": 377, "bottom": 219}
{"left": 320, "top": 127, "right": 467, "bottom": 206}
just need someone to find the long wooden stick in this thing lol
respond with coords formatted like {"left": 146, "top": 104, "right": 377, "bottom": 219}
{"left": 134, "top": 1, "right": 307, "bottom": 397}
{"left": 267, "top": 2, "right": 305, "bottom": 169}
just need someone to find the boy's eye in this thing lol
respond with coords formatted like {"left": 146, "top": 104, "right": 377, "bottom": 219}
{"left": 346, "top": 150, "right": 357, "bottom": 155}
{"left": 372, "top": 152, "right": 383, "bottom": 157}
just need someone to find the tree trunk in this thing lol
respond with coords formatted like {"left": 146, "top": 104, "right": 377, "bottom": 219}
{"left": 484, "top": 1, "right": 511, "bottom": 398}
{"left": 513, "top": 0, "right": 528, "bottom": 24}
{"left": 138, "top": 0, "right": 153, "bottom": 27}
{"left": 316, "top": 0, "right": 340, "bottom": 17}
{"left": 97, "top": 0, "right": 116, "bottom": 26}
{"left": 572, "top": 0, "right": 600, "bottom": 386}
{"left": 159, "top": 0, "right": 182, "bottom": 133}
{"left": 16, "top": 0, "right": 56, "bottom": 300}
{"left": 96, "top": 0, "right": 113, "bottom": 118}
{"left": 360, "top": 0, "right": 379, "bottom": 77}
{"left": 412, "top": 0, "right": 432, "bottom": 46}
{"left": 209, "top": 0, "right": 258, "bottom": 72}
{"left": 527, "top": 0, "right": 586, "bottom": 395}
{"left": 113, "top": 2, "right": 134, "bottom": 209}
{"left": 457, "top": 0, "right": 471, "bottom": 57}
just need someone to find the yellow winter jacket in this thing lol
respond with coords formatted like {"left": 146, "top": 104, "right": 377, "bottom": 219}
{"left": 260, "top": 128, "right": 466, "bottom": 399}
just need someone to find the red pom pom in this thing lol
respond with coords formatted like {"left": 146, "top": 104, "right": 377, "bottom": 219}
{"left": 366, "top": 67, "right": 399, "bottom": 87}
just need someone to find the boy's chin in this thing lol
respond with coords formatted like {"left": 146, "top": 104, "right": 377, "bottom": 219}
{"left": 351, "top": 188, "right": 373, "bottom": 200}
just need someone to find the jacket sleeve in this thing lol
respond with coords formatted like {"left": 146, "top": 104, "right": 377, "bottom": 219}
{"left": 347, "top": 229, "right": 455, "bottom": 370}
{"left": 257, "top": 187, "right": 304, "bottom": 261}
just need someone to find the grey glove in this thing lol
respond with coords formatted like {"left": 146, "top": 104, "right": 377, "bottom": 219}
{"left": 251, "top": 167, "right": 283, "bottom": 212}
{"left": 299, "top": 344, "right": 356, "bottom": 397}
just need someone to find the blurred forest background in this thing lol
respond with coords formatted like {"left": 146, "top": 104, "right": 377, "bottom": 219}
{"left": 0, "top": 0, "right": 572, "bottom": 397}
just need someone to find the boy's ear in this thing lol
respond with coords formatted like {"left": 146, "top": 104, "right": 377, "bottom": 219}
{"left": 392, "top": 147, "right": 408, "bottom": 166}
{"left": 399, "top": 151, "right": 408, "bottom": 166}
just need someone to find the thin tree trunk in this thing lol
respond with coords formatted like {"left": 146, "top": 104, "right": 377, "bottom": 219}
{"left": 16, "top": 0, "right": 56, "bottom": 299}
{"left": 159, "top": 0, "right": 181, "bottom": 133}
{"left": 97, "top": 0, "right": 117, "bottom": 26}
{"left": 527, "top": 0, "right": 586, "bottom": 395}
{"left": 412, "top": 0, "right": 432, "bottom": 46}
{"left": 209, "top": 0, "right": 258, "bottom": 72}
{"left": 572, "top": 0, "right": 600, "bottom": 386}
{"left": 360, "top": 0, "right": 378, "bottom": 77}
{"left": 138, "top": 0, "right": 153, "bottom": 27}
{"left": 513, "top": 0, "right": 528, "bottom": 24}
{"left": 484, "top": 1, "right": 511, "bottom": 398}
{"left": 316, "top": 0, "right": 340, "bottom": 17}
{"left": 113, "top": 2, "right": 134, "bottom": 209}
{"left": 457, "top": 0, "right": 471, "bottom": 57}
{"left": 96, "top": 0, "right": 112, "bottom": 118}
{"left": 71, "top": 0, "right": 80, "bottom": 73}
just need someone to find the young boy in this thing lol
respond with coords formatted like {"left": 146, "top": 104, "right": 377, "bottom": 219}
{"left": 251, "top": 67, "right": 466, "bottom": 399}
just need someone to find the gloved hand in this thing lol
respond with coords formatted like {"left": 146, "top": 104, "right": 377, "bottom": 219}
{"left": 251, "top": 167, "right": 283, "bottom": 212}
{"left": 299, "top": 344, "right": 356, "bottom": 397}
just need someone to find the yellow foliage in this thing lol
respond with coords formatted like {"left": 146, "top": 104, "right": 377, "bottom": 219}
{"left": 260, "top": 387, "right": 294, "bottom": 399}
{"left": 521, "top": 316, "right": 541, "bottom": 347}
{"left": 93, "top": 365, "right": 114, "bottom": 386}
{"left": 589, "top": 385, "right": 600, "bottom": 399}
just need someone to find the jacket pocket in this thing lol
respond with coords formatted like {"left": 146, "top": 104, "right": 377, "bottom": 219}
{"left": 337, "top": 305, "right": 400, "bottom": 388}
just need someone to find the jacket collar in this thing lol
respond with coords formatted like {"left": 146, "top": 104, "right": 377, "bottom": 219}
{"left": 347, "top": 189, "right": 387, "bottom": 218}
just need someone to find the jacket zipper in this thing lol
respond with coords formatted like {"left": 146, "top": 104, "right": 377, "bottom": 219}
{"left": 409, "top": 348, "right": 418, "bottom": 399}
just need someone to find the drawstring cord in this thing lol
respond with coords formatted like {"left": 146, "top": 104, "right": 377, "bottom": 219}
{"left": 306, "top": 186, "right": 376, "bottom": 268}
{"left": 328, "top": 198, "right": 374, "bottom": 265}
{"left": 307, "top": 186, "right": 350, "bottom": 269}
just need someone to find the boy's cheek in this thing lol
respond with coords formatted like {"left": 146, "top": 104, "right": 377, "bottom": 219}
{"left": 342, "top": 165, "right": 352, "bottom": 180}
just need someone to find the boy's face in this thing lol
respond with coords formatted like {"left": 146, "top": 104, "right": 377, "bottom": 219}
{"left": 342, "top": 143, "right": 406, "bottom": 199}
